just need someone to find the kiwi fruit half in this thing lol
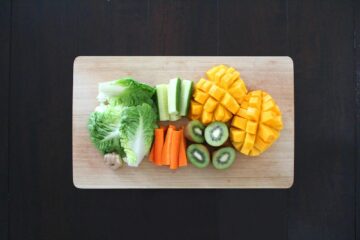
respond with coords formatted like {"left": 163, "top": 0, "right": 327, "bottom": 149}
{"left": 186, "top": 144, "right": 210, "bottom": 168}
{"left": 212, "top": 147, "right": 236, "bottom": 170}
{"left": 185, "top": 120, "right": 205, "bottom": 143}
{"left": 204, "top": 121, "right": 229, "bottom": 147}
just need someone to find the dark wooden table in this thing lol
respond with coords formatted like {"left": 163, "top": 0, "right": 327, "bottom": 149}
{"left": 1, "top": 1, "right": 359, "bottom": 239}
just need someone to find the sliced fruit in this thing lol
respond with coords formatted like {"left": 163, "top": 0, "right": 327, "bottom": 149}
{"left": 230, "top": 90, "right": 283, "bottom": 156}
{"left": 204, "top": 121, "right": 229, "bottom": 147}
{"left": 187, "top": 144, "right": 210, "bottom": 168}
{"left": 168, "top": 78, "right": 181, "bottom": 115}
{"left": 190, "top": 64, "right": 248, "bottom": 124}
{"left": 201, "top": 111, "right": 213, "bottom": 125}
{"left": 203, "top": 97, "right": 218, "bottom": 113}
{"left": 212, "top": 147, "right": 236, "bottom": 170}
{"left": 179, "top": 79, "right": 193, "bottom": 116}
{"left": 156, "top": 84, "right": 169, "bottom": 121}
{"left": 185, "top": 120, "right": 205, "bottom": 143}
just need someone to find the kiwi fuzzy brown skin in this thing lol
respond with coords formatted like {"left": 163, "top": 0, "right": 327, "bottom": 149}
{"left": 185, "top": 120, "right": 205, "bottom": 143}
{"left": 204, "top": 122, "right": 229, "bottom": 147}
{"left": 212, "top": 147, "right": 236, "bottom": 170}
{"left": 186, "top": 144, "right": 210, "bottom": 168}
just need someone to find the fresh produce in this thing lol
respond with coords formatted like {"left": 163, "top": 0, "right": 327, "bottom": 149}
{"left": 230, "top": 90, "right": 283, "bottom": 156}
{"left": 178, "top": 128, "right": 188, "bottom": 167}
{"left": 88, "top": 78, "right": 157, "bottom": 168}
{"left": 88, "top": 105, "right": 125, "bottom": 156}
{"left": 184, "top": 120, "right": 205, "bottom": 143}
{"left": 118, "top": 104, "right": 158, "bottom": 167}
{"left": 156, "top": 84, "right": 170, "bottom": 121}
{"left": 212, "top": 147, "right": 236, "bottom": 170}
{"left": 156, "top": 78, "right": 193, "bottom": 121}
{"left": 204, "top": 121, "right": 229, "bottom": 147}
{"left": 179, "top": 80, "right": 193, "bottom": 116}
{"left": 153, "top": 128, "right": 165, "bottom": 165}
{"left": 170, "top": 129, "right": 182, "bottom": 169}
{"left": 186, "top": 144, "right": 210, "bottom": 168}
{"left": 97, "top": 78, "right": 157, "bottom": 112}
{"left": 189, "top": 65, "right": 248, "bottom": 124}
{"left": 149, "top": 125, "right": 188, "bottom": 170}
{"left": 168, "top": 78, "right": 181, "bottom": 115}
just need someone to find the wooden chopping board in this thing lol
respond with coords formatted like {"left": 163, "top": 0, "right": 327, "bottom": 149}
{"left": 73, "top": 56, "right": 294, "bottom": 188}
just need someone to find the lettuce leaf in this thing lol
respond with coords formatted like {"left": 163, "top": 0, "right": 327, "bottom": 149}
{"left": 97, "top": 77, "right": 155, "bottom": 105}
{"left": 119, "top": 103, "right": 157, "bottom": 167}
{"left": 87, "top": 105, "right": 125, "bottom": 156}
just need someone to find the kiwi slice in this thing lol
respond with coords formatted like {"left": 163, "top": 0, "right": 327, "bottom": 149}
{"left": 212, "top": 147, "right": 236, "bottom": 170}
{"left": 185, "top": 120, "right": 205, "bottom": 143}
{"left": 186, "top": 144, "right": 210, "bottom": 168}
{"left": 204, "top": 121, "right": 229, "bottom": 147}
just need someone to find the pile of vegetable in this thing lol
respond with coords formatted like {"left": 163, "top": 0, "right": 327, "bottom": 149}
{"left": 88, "top": 78, "right": 157, "bottom": 168}
{"left": 87, "top": 64, "right": 284, "bottom": 171}
{"left": 156, "top": 78, "right": 193, "bottom": 121}
{"left": 148, "top": 125, "right": 187, "bottom": 169}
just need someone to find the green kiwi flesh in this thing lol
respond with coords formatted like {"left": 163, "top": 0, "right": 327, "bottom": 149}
{"left": 204, "top": 121, "right": 229, "bottom": 147}
{"left": 186, "top": 144, "right": 210, "bottom": 168}
{"left": 212, "top": 147, "right": 236, "bottom": 170}
{"left": 185, "top": 120, "right": 205, "bottom": 143}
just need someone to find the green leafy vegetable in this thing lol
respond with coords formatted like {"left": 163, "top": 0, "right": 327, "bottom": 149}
{"left": 88, "top": 78, "right": 158, "bottom": 167}
{"left": 88, "top": 105, "right": 125, "bottom": 156}
{"left": 119, "top": 103, "right": 157, "bottom": 167}
{"left": 97, "top": 77, "right": 156, "bottom": 105}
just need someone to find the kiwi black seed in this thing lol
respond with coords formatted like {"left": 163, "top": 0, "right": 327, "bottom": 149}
{"left": 186, "top": 144, "right": 210, "bottom": 168}
{"left": 185, "top": 120, "right": 205, "bottom": 143}
{"left": 212, "top": 147, "right": 236, "bottom": 170}
{"left": 204, "top": 121, "right": 229, "bottom": 147}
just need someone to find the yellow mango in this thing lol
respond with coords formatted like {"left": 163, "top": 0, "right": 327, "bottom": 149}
{"left": 193, "top": 89, "right": 209, "bottom": 104}
{"left": 203, "top": 97, "right": 218, "bottom": 113}
{"left": 201, "top": 111, "right": 213, "bottom": 125}
{"left": 220, "top": 93, "right": 240, "bottom": 114}
{"left": 230, "top": 128, "right": 246, "bottom": 143}
{"left": 230, "top": 90, "right": 283, "bottom": 156}
{"left": 190, "top": 100, "right": 203, "bottom": 116}
{"left": 208, "top": 85, "right": 226, "bottom": 101}
{"left": 214, "top": 105, "right": 225, "bottom": 121}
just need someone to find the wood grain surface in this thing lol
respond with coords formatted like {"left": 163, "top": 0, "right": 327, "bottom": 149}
{"left": 73, "top": 56, "right": 294, "bottom": 188}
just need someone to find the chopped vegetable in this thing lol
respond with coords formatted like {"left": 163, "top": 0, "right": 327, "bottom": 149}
{"left": 161, "top": 126, "right": 174, "bottom": 165}
{"left": 178, "top": 128, "right": 188, "bottom": 167}
{"left": 169, "top": 130, "right": 182, "bottom": 170}
{"left": 154, "top": 128, "right": 165, "bottom": 165}
{"left": 179, "top": 80, "right": 193, "bottom": 116}
{"left": 156, "top": 84, "right": 170, "bottom": 121}
{"left": 148, "top": 141, "right": 155, "bottom": 162}
{"left": 168, "top": 78, "right": 181, "bottom": 115}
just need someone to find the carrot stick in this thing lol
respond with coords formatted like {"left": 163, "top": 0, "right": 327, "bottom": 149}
{"left": 154, "top": 128, "right": 164, "bottom": 165}
{"left": 169, "top": 130, "right": 181, "bottom": 170}
{"left": 168, "top": 125, "right": 176, "bottom": 130}
{"left": 148, "top": 142, "right": 155, "bottom": 162}
{"left": 161, "top": 127, "right": 174, "bottom": 165}
{"left": 178, "top": 129, "right": 187, "bottom": 167}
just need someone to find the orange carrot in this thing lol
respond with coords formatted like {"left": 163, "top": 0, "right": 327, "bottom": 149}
{"left": 168, "top": 125, "right": 176, "bottom": 130}
{"left": 178, "top": 129, "right": 187, "bottom": 167}
{"left": 148, "top": 142, "right": 155, "bottom": 162}
{"left": 161, "top": 127, "right": 174, "bottom": 165}
{"left": 154, "top": 128, "right": 164, "bottom": 165}
{"left": 169, "top": 130, "right": 181, "bottom": 170}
